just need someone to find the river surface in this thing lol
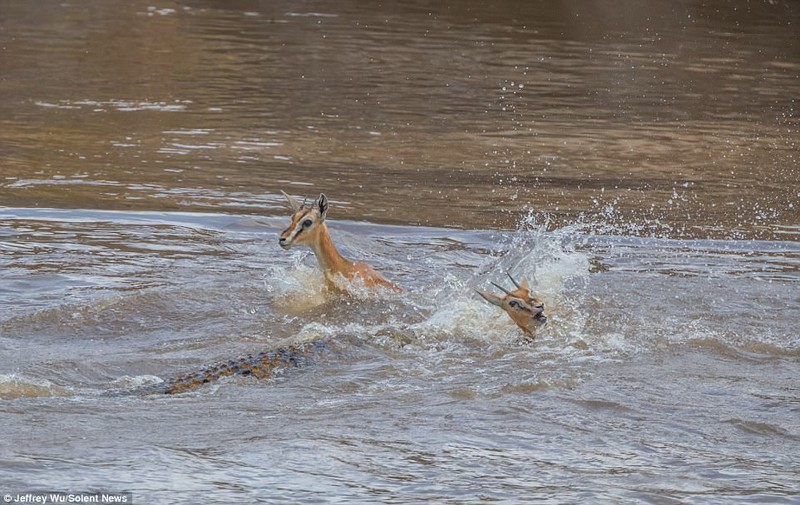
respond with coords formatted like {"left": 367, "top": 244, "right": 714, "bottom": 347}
{"left": 1, "top": 1, "right": 799, "bottom": 503}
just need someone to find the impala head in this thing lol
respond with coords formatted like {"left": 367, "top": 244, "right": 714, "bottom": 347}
{"left": 477, "top": 272, "right": 547, "bottom": 338}
{"left": 278, "top": 191, "right": 329, "bottom": 249}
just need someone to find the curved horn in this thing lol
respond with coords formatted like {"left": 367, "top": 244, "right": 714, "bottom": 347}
{"left": 281, "top": 190, "right": 303, "bottom": 211}
{"left": 490, "top": 282, "right": 511, "bottom": 295}
{"left": 506, "top": 271, "right": 521, "bottom": 289}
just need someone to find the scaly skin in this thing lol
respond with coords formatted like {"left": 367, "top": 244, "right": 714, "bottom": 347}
{"left": 113, "top": 340, "right": 328, "bottom": 395}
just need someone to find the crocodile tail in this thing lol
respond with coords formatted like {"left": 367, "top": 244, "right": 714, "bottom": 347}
{"left": 160, "top": 340, "right": 327, "bottom": 394}
{"left": 103, "top": 339, "right": 329, "bottom": 397}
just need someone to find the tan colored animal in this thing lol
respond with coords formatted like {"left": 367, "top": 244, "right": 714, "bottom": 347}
{"left": 477, "top": 273, "right": 548, "bottom": 339}
{"left": 279, "top": 191, "right": 400, "bottom": 292}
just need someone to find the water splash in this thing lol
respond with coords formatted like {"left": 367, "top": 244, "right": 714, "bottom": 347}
{"left": 0, "top": 374, "right": 68, "bottom": 400}
{"left": 408, "top": 209, "right": 595, "bottom": 352}
{"left": 265, "top": 251, "right": 330, "bottom": 313}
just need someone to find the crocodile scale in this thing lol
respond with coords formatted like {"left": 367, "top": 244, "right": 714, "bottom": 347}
{"left": 114, "top": 340, "right": 329, "bottom": 395}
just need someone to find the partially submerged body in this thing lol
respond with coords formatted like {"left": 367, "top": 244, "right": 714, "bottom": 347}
{"left": 477, "top": 273, "right": 548, "bottom": 340}
{"left": 278, "top": 191, "right": 400, "bottom": 293}
{"left": 108, "top": 340, "right": 327, "bottom": 396}
{"left": 114, "top": 193, "right": 399, "bottom": 395}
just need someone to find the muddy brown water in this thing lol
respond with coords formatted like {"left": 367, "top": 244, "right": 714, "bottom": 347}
{"left": 1, "top": 1, "right": 798, "bottom": 503}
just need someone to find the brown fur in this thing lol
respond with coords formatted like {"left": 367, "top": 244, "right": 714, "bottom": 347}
{"left": 279, "top": 192, "right": 401, "bottom": 293}
{"left": 477, "top": 274, "right": 547, "bottom": 339}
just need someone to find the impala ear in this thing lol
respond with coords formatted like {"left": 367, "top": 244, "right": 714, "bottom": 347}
{"left": 317, "top": 193, "right": 329, "bottom": 221}
{"left": 476, "top": 290, "right": 503, "bottom": 308}
{"left": 281, "top": 190, "right": 303, "bottom": 211}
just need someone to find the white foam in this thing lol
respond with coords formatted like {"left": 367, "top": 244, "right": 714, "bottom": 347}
{"left": 266, "top": 253, "right": 330, "bottom": 312}
{"left": 110, "top": 375, "right": 164, "bottom": 389}
{"left": 0, "top": 374, "right": 66, "bottom": 399}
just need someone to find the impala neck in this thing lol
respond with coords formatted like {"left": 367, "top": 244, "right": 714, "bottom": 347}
{"left": 311, "top": 223, "right": 352, "bottom": 276}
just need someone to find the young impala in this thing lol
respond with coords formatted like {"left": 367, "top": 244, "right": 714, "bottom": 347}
{"left": 279, "top": 191, "right": 400, "bottom": 292}
{"left": 477, "top": 272, "right": 548, "bottom": 339}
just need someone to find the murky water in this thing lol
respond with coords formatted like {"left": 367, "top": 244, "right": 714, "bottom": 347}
{"left": 1, "top": 1, "right": 799, "bottom": 503}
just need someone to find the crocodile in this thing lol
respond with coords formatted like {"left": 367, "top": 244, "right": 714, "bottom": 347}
{"left": 111, "top": 190, "right": 402, "bottom": 396}
{"left": 110, "top": 339, "right": 329, "bottom": 395}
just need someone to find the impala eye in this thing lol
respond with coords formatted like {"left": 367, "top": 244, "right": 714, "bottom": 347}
{"left": 509, "top": 300, "right": 521, "bottom": 309}
{"left": 302, "top": 219, "right": 313, "bottom": 228}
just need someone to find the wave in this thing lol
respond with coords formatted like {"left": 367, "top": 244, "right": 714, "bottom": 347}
{"left": 1, "top": 206, "right": 798, "bottom": 400}
{"left": 0, "top": 374, "right": 68, "bottom": 400}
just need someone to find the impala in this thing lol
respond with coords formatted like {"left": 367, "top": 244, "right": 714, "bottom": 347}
{"left": 477, "top": 272, "right": 548, "bottom": 339}
{"left": 279, "top": 191, "right": 400, "bottom": 292}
